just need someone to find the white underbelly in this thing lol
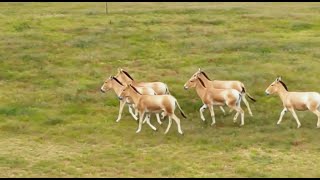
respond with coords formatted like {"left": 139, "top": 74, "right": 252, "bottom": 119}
{"left": 145, "top": 109, "right": 163, "bottom": 113}
{"left": 213, "top": 101, "right": 225, "bottom": 106}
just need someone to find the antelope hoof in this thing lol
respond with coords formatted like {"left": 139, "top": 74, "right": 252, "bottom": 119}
{"left": 297, "top": 124, "right": 301, "bottom": 129}
{"left": 116, "top": 118, "right": 121, "bottom": 123}
{"left": 136, "top": 129, "right": 141, "bottom": 133}
{"left": 240, "top": 123, "right": 244, "bottom": 126}
{"left": 249, "top": 113, "right": 253, "bottom": 117}
{"left": 180, "top": 131, "right": 184, "bottom": 135}
{"left": 201, "top": 117, "right": 205, "bottom": 121}
{"left": 211, "top": 123, "right": 215, "bottom": 126}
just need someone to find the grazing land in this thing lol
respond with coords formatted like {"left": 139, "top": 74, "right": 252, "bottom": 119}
{"left": 1, "top": 2, "right": 320, "bottom": 177}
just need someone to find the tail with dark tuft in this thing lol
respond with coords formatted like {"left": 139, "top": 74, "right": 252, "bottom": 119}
{"left": 246, "top": 93, "right": 256, "bottom": 102}
{"left": 242, "top": 86, "right": 256, "bottom": 102}
{"left": 175, "top": 100, "right": 187, "bottom": 119}
{"left": 180, "top": 110, "right": 187, "bottom": 119}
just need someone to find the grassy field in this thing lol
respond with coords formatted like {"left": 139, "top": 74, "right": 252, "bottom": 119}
{"left": 1, "top": 2, "right": 320, "bottom": 177}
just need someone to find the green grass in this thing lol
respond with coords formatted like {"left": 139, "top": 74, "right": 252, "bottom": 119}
{"left": 1, "top": 2, "right": 320, "bottom": 177}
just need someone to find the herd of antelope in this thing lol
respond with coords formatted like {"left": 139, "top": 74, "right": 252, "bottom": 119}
{"left": 100, "top": 68, "right": 320, "bottom": 135}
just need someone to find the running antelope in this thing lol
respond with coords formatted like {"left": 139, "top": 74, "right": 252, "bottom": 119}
{"left": 265, "top": 77, "right": 320, "bottom": 128}
{"left": 118, "top": 84, "right": 187, "bottom": 135}
{"left": 193, "top": 68, "right": 256, "bottom": 116}
{"left": 115, "top": 68, "right": 171, "bottom": 119}
{"left": 100, "top": 76, "right": 163, "bottom": 126}
{"left": 184, "top": 75, "right": 245, "bottom": 126}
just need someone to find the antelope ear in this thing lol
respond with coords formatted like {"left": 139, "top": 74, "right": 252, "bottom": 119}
{"left": 117, "top": 68, "right": 121, "bottom": 72}
{"left": 109, "top": 76, "right": 113, "bottom": 79}
{"left": 276, "top": 76, "right": 281, "bottom": 82}
{"left": 198, "top": 68, "right": 201, "bottom": 72}
{"left": 120, "top": 68, "right": 124, "bottom": 72}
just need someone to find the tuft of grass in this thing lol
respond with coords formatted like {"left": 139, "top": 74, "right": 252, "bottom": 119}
{"left": 43, "top": 118, "right": 65, "bottom": 126}
{"left": 12, "top": 21, "right": 31, "bottom": 32}
{"left": 0, "top": 156, "right": 29, "bottom": 168}
{"left": 0, "top": 106, "right": 34, "bottom": 116}
{"left": 291, "top": 22, "right": 313, "bottom": 31}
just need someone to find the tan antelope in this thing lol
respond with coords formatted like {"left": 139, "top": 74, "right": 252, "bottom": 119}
{"left": 193, "top": 68, "right": 256, "bottom": 116}
{"left": 100, "top": 76, "right": 163, "bottom": 127}
{"left": 265, "top": 77, "right": 320, "bottom": 128}
{"left": 118, "top": 84, "right": 187, "bottom": 135}
{"left": 115, "top": 68, "right": 171, "bottom": 120}
{"left": 184, "top": 75, "right": 245, "bottom": 126}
